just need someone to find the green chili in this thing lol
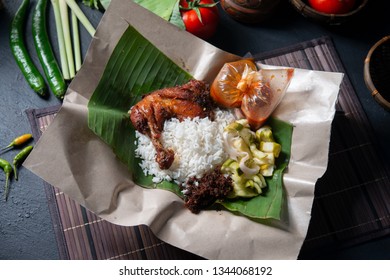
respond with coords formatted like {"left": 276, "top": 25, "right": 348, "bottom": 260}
{"left": 0, "top": 158, "right": 13, "bottom": 201}
{"left": 13, "top": 145, "right": 33, "bottom": 181}
{"left": 10, "top": 0, "right": 47, "bottom": 97}
{"left": 32, "top": 0, "right": 67, "bottom": 99}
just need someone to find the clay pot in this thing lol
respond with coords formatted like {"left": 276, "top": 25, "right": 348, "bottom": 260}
{"left": 220, "top": 0, "right": 281, "bottom": 23}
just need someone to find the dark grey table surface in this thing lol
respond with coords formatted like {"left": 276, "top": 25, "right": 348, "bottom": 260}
{"left": 1, "top": 0, "right": 390, "bottom": 260}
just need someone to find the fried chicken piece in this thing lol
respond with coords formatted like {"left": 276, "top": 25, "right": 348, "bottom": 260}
{"left": 130, "top": 79, "right": 215, "bottom": 169}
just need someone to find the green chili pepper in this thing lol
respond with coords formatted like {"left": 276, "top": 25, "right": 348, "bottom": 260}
{"left": 13, "top": 145, "right": 33, "bottom": 181}
{"left": 32, "top": 0, "right": 67, "bottom": 99}
{"left": 0, "top": 158, "right": 13, "bottom": 201}
{"left": 10, "top": 0, "right": 47, "bottom": 97}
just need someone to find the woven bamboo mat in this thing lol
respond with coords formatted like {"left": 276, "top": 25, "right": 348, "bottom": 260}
{"left": 26, "top": 36, "right": 390, "bottom": 259}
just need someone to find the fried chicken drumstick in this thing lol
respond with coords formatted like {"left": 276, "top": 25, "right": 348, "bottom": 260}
{"left": 130, "top": 79, "right": 215, "bottom": 170}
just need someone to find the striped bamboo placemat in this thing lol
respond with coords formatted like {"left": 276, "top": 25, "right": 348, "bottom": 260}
{"left": 26, "top": 36, "right": 390, "bottom": 259}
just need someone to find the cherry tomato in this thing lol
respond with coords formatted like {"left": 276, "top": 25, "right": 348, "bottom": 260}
{"left": 308, "top": 0, "right": 356, "bottom": 14}
{"left": 179, "top": 0, "right": 219, "bottom": 40}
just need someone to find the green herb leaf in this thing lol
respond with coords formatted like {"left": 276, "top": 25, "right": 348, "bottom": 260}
{"left": 82, "top": 0, "right": 99, "bottom": 10}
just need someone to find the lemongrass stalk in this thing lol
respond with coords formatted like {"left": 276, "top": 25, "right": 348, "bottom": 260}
{"left": 51, "top": 0, "right": 70, "bottom": 80}
{"left": 72, "top": 11, "right": 81, "bottom": 71}
{"left": 59, "top": 0, "right": 75, "bottom": 79}
{"left": 65, "top": 0, "right": 96, "bottom": 36}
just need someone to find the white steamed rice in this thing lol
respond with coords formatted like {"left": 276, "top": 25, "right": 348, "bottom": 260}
{"left": 134, "top": 109, "right": 236, "bottom": 184}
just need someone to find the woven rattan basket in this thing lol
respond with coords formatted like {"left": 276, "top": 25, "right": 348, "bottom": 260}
{"left": 364, "top": 36, "right": 390, "bottom": 110}
{"left": 289, "top": 0, "right": 368, "bottom": 25}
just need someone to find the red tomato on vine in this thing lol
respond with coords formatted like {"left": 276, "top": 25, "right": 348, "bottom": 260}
{"left": 179, "top": 0, "right": 219, "bottom": 40}
{"left": 308, "top": 0, "right": 356, "bottom": 14}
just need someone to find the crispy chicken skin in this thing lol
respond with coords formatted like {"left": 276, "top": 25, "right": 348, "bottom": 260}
{"left": 130, "top": 79, "right": 215, "bottom": 170}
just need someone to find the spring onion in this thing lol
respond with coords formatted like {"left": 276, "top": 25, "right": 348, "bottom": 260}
{"left": 72, "top": 11, "right": 81, "bottom": 71}
{"left": 51, "top": 0, "right": 70, "bottom": 80}
{"left": 50, "top": 0, "right": 97, "bottom": 81}
{"left": 65, "top": 0, "right": 96, "bottom": 36}
{"left": 59, "top": 0, "right": 75, "bottom": 79}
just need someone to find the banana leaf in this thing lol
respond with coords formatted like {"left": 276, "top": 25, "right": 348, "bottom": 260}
{"left": 99, "top": 0, "right": 110, "bottom": 10}
{"left": 98, "top": 0, "right": 176, "bottom": 16}
{"left": 133, "top": 0, "right": 178, "bottom": 20}
{"left": 98, "top": 0, "right": 185, "bottom": 28}
{"left": 87, "top": 25, "right": 293, "bottom": 220}
{"left": 169, "top": 0, "right": 185, "bottom": 29}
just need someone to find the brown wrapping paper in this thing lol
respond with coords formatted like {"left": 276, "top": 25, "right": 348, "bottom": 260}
{"left": 24, "top": 0, "right": 343, "bottom": 259}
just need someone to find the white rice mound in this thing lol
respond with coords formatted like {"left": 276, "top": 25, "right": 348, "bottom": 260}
{"left": 135, "top": 109, "right": 236, "bottom": 184}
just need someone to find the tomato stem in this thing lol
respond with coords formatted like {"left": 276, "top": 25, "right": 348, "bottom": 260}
{"left": 179, "top": 0, "right": 219, "bottom": 24}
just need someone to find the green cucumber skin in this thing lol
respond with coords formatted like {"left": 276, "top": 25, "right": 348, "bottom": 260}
{"left": 10, "top": 0, "right": 47, "bottom": 97}
{"left": 32, "top": 0, "right": 67, "bottom": 99}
